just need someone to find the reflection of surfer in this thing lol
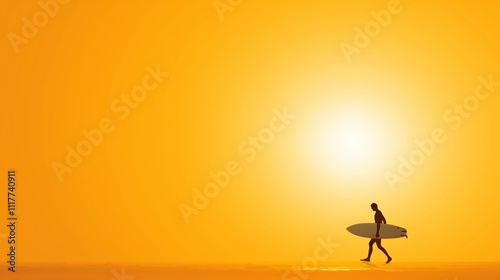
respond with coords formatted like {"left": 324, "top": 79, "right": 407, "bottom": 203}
{"left": 361, "top": 203, "right": 392, "bottom": 263}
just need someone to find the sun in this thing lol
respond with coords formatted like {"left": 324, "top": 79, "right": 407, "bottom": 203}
{"left": 332, "top": 121, "right": 378, "bottom": 166}
{"left": 311, "top": 111, "right": 390, "bottom": 176}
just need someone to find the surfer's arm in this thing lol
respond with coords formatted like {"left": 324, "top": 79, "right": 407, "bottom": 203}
{"left": 376, "top": 222, "right": 380, "bottom": 237}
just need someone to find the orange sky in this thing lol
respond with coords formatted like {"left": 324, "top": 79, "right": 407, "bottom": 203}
{"left": 1, "top": 0, "right": 500, "bottom": 264}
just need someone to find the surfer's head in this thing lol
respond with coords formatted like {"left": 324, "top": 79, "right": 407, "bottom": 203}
{"left": 370, "top": 203, "right": 378, "bottom": 211}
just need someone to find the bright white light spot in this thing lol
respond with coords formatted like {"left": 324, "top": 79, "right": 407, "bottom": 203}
{"left": 312, "top": 112, "right": 389, "bottom": 175}
{"left": 333, "top": 122, "right": 376, "bottom": 165}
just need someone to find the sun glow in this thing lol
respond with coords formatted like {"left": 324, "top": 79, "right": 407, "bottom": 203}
{"left": 310, "top": 110, "right": 390, "bottom": 176}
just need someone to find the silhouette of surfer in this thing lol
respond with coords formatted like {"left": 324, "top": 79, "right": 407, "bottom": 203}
{"left": 360, "top": 203, "right": 392, "bottom": 263}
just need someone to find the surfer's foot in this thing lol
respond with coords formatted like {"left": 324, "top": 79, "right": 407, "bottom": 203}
{"left": 386, "top": 257, "right": 392, "bottom": 264}
{"left": 360, "top": 258, "right": 370, "bottom": 262}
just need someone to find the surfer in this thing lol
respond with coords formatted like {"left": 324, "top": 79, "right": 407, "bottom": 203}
{"left": 360, "top": 203, "right": 392, "bottom": 264}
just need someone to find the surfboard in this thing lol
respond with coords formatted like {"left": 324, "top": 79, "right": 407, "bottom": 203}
{"left": 346, "top": 223, "right": 408, "bottom": 239}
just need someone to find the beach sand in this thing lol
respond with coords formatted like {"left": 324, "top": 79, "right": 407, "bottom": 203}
{"left": 1, "top": 262, "right": 499, "bottom": 280}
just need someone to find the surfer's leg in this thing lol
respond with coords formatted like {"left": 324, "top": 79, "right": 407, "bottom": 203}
{"left": 376, "top": 240, "right": 392, "bottom": 263}
{"left": 361, "top": 239, "right": 375, "bottom": 261}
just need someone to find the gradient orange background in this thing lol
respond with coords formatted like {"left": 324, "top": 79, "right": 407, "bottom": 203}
{"left": 1, "top": 0, "right": 500, "bottom": 267}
